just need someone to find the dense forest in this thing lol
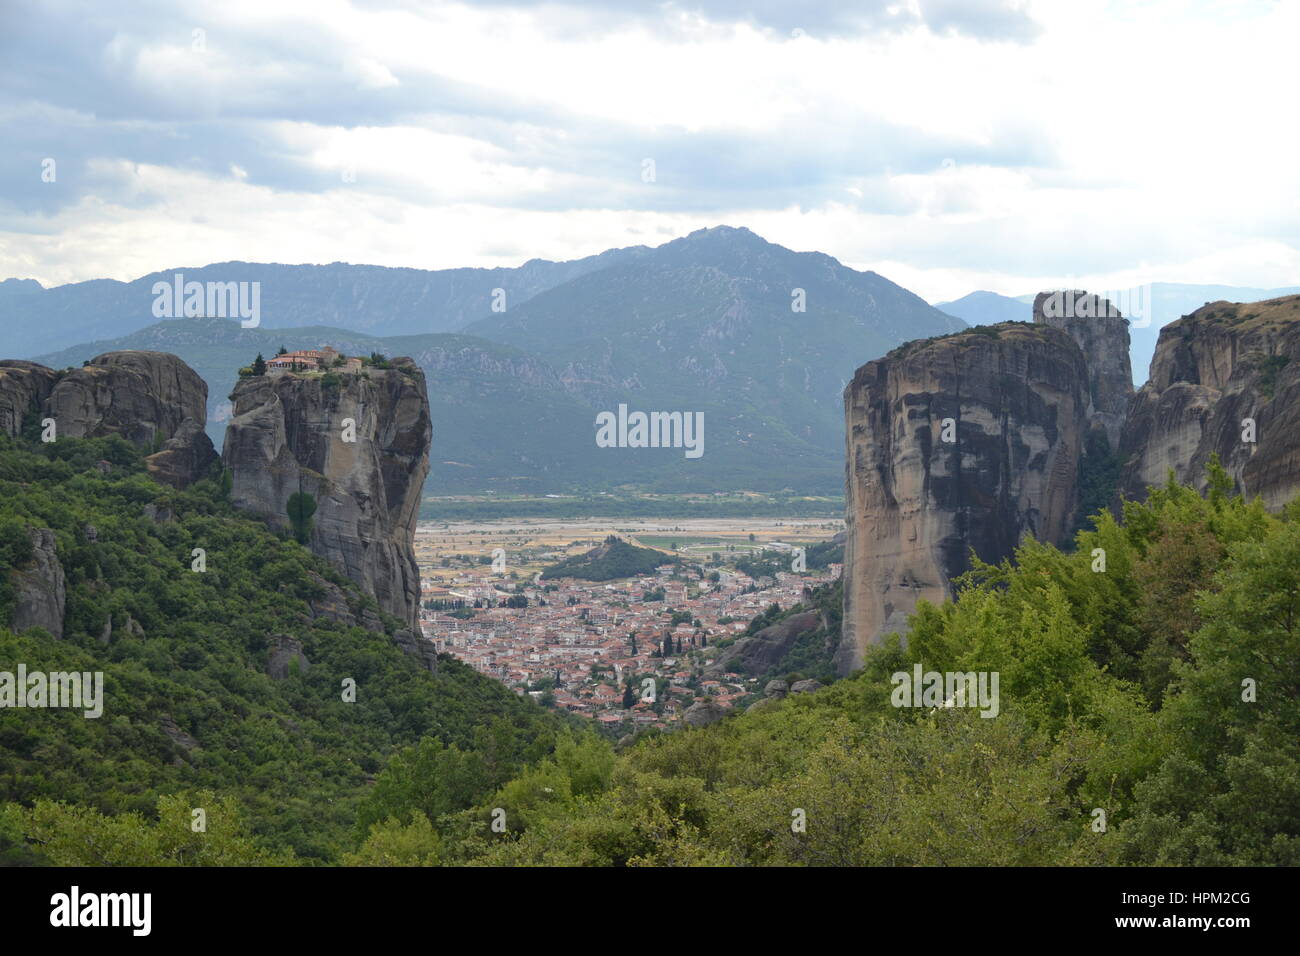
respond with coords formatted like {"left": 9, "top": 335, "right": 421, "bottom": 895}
{"left": 2, "top": 433, "right": 1297, "bottom": 865}
{"left": 0, "top": 430, "right": 582, "bottom": 865}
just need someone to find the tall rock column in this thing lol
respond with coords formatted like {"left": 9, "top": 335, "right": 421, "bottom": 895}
{"left": 9, "top": 528, "right": 66, "bottom": 638}
{"left": 222, "top": 359, "right": 432, "bottom": 628}
{"left": 1032, "top": 290, "right": 1133, "bottom": 450}
{"left": 836, "top": 323, "right": 1090, "bottom": 675}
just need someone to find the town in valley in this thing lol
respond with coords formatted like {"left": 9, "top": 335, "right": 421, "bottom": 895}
{"left": 414, "top": 516, "right": 842, "bottom": 734}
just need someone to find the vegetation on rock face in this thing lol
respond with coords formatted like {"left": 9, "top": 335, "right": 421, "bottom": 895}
{"left": 1258, "top": 353, "right": 1291, "bottom": 399}
{"left": 1070, "top": 431, "right": 1123, "bottom": 539}
{"left": 753, "top": 579, "right": 842, "bottom": 687}
{"left": 286, "top": 491, "right": 317, "bottom": 544}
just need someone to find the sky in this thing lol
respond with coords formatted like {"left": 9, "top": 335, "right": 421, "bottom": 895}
{"left": 2, "top": 0, "right": 1298, "bottom": 303}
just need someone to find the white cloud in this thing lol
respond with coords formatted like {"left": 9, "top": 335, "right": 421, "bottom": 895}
{"left": 1, "top": 0, "right": 1297, "bottom": 300}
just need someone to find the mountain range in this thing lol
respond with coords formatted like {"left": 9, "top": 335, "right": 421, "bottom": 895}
{"left": 27, "top": 227, "right": 964, "bottom": 495}
{"left": 0, "top": 246, "right": 653, "bottom": 358}
{"left": 17, "top": 227, "right": 1294, "bottom": 496}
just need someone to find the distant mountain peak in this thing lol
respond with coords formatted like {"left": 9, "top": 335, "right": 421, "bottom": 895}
{"left": 676, "top": 225, "right": 769, "bottom": 249}
{"left": 0, "top": 277, "right": 44, "bottom": 296}
{"left": 687, "top": 224, "right": 756, "bottom": 237}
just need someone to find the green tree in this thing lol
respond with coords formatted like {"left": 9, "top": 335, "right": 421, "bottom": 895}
{"left": 17, "top": 792, "right": 292, "bottom": 866}
{"left": 344, "top": 814, "right": 443, "bottom": 866}
{"left": 286, "top": 491, "right": 317, "bottom": 544}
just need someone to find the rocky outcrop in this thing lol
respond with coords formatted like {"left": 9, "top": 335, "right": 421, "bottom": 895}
{"left": 266, "top": 635, "right": 311, "bottom": 680}
{"left": 146, "top": 420, "right": 218, "bottom": 489}
{"left": 704, "top": 610, "right": 818, "bottom": 677}
{"left": 0, "top": 361, "right": 59, "bottom": 437}
{"left": 392, "top": 628, "right": 439, "bottom": 673}
{"left": 790, "top": 679, "right": 824, "bottom": 694}
{"left": 160, "top": 714, "right": 200, "bottom": 764}
{"left": 47, "top": 350, "right": 208, "bottom": 441}
{"left": 764, "top": 679, "right": 789, "bottom": 699}
{"left": 1033, "top": 291, "right": 1133, "bottom": 449}
{"left": 4, "top": 351, "right": 217, "bottom": 487}
{"left": 837, "top": 322, "right": 1092, "bottom": 675}
{"left": 683, "top": 699, "right": 727, "bottom": 728}
{"left": 223, "top": 359, "right": 432, "bottom": 630}
{"left": 9, "top": 528, "right": 66, "bottom": 637}
{"left": 1120, "top": 295, "right": 1300, "bottom": 509}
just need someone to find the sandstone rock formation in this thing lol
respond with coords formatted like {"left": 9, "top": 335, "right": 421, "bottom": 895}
{"left": 790, "top": 679, "right": 824, "bottom": 694}
{"left": 683, "top": 698, "right": 727, "bottom": 728}
{"left": 9, "top": 528, "right": 66, "bottom": 637}
{"left": 266, "top": 635, "right": 312, "bottom": 680}
{"left": 1120, "top": 295, "right": 1300, "bottom": 509}
{"left": 837, "top": 322, "right": 1094, "bottom": 674}
{"left": 146, "top": 420, "right": 219, "bottom": 489}
{"left": 223, "top": 359, "right": 432, "bottom": 630}
{"left": 764, "top": 679, "right": 789, "bottom": 699}
{"left": 0, "top": 361, "right": 59, "bottom": 437}
{"left": 1033, "top": 291, "right": 1133, "bottom": 449}
{"left": 160, "top": 714, "right": 200, "bottom": 764}
{"left": 839, "top": 291, "right": 1300, "bottom": 675}
{"left": 393, "top": 627, "right": 440, "bottom": 673}
{"left": 703, "top": 610, "right": 819, "bottom": 677}
{"left": 47, "top": 350, "right": 208, "bottom": 440}
{"left": 1, "top": 351, "right": 217, "bottom": 487}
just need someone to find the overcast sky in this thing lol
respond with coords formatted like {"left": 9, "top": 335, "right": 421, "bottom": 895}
{"left": 2, "top": 0, "right": 1298, "bottom": 302}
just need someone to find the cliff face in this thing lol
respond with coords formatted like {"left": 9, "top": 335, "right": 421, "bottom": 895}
{"left": 836, "top": 323, "right": 1091, "bottom": 674}
{"left": 223, "top": 360, "right": 432, "bottom": 629}
{"left": 9, "top": 528, "right": 66, "bottom": 638}
{"left": 1033, "top": 290, "right": 1133, "bottom": 450}
{"left": 0, "top": 351, "right": 216, "bottom": 488}
{"left": 0, "top": 361, "right": 59, "bottom": 437}
{"left": 1120, "top": 295, "right": 1300, "bottom": 509}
